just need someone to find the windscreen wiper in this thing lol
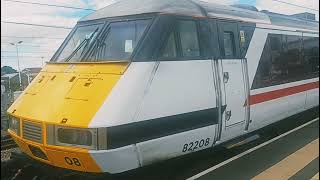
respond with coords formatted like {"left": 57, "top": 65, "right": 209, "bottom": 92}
{"left": 82, "top": 24, "right": 111, "bottom": 62}
{"left": 65, "top": 27, "right": 99, "bottom": 62}
{"left": 90, "top": 28, "right": 111, "bottom": 61}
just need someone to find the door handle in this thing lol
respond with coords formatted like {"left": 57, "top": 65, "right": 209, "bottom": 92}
{"left": 225, "top": 110, "right": 232, "bottom": 121}
{"left": 223, "top": 72, "right": 229, "bottom": 83}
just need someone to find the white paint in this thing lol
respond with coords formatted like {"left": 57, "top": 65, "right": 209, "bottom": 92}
{"left": 251, "top": 78, "right": 319, "bottom": 95}
{"left": 207, "top": 12, "right": 270, "bottom": 24}
{"left": 221, "top": 59, "right": 246, "bottom": 127}
{"left": 216, "top": 58, "right": 250, "bottom": 142}
{"left": 256, "top": 23, "right": 319, "bottom": 33}
{"left": 249, "top": 96, "right": 290, "bottom": 131}
{"left": 302, "top": 33, "right": 319, "bottom": 38}
{"left": 136, "top": 60, "right": 217, "bottom": 122}
{"left": 187, "top": 118, "right": 320, "bottom": 180}
{"left": 287, "top": 91, "right": 307, "bottom": 116}
{"left": 305, "top": 88, "right": 319, "bottom": 109}
{"left": 249, "top": 78, "right": 319, "bottom": 132}
{"left": 219, "top": 120, "right": 246, "bottom": 143}
{"left": 136, "top": 125, "right": 217, "bottom": 166}
{"left": 87, "top": 20, "right": 319, "bottom": 174}
{"left": 89, "top": 145, "right": 140, "bottom": 174}
{"left": 245, "top": 28, "right": 268, "bottom": 87}
{"left": 89, "top": 62, "right": 156, "bottom": 127}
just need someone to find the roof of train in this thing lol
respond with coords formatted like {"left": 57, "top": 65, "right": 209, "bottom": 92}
{"left": 79, "top": 0, "right": 319, "bottom": 31}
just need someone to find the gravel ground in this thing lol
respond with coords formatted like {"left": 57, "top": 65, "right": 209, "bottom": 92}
{"left": 1, "top": 148, "right": 19, "bottom": 162}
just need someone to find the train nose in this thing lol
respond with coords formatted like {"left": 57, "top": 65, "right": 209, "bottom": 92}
{"left": 7, "top": 62, "right": 129, "bottom": 127}
{"left": 6, "top": 62, "right": 129, "bottom": 173}
{"left": 9, "top": 130, "right": 102, "bottom": 172}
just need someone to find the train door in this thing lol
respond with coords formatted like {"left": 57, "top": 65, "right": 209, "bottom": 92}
{"left": 215, "top": 21, "right": 250, "bottom": 142}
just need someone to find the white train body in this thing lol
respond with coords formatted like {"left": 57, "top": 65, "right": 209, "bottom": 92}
{"left": 7, "top": 0, "right": 319, "bottom": 174}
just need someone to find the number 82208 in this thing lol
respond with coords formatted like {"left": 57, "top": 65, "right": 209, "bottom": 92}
{"left": 182, "top": 138, "right": 210, "bottom": 152}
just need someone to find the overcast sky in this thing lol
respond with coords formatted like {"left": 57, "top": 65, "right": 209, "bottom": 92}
{"left": 1, "top": 0, "right": 319, "bottom": 70}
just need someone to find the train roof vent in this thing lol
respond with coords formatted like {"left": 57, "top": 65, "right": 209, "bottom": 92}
{"left": 231, "top": 4, "right": 259, "bottom": 12}
{"left": 290, "top": 12, "right": 316, "bottom": 21}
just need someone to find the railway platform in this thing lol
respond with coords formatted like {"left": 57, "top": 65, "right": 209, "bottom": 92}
{"left": 188, "top": 118, "right": 319, "bottom": 180}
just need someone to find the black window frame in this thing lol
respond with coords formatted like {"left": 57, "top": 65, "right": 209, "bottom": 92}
{"left": 217, "top": 21, "right": 241, "bottom": 59}
{"left": 51, "top": 21, "right": 106, "bottom": 62}
{"left": 223, "top": 31, "right": 236, "bottom": 58}
{"left": 238, "top": 23, "right": 255, "bottom": 58}
{"left": 252, "top": 33, "right": 319, "bottom": 90}
{"left": 302, "top": 35, "right": 319, "bottom": 78}
{"left": 156, "top": 16, "right": 207, "bottom": 61}
{"left": 51, "top": 14, "right": 156, "bottom": 63}
{"left": 208, "top": 19, "right": 221, "bottom": 59}
{"left": 157, "top": 24, "right": 179, "bottom": 59}
{"left": 84, "top": 18, "right": 153, "bottom": 61}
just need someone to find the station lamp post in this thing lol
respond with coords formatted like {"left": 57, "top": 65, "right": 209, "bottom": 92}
{"left": 7, "top": 76, "right": 11, "bottom": 94}
{"left": 41, "top": 56, "right": 44, "bottom": 67}
{"left": 10, "top": 41, "right": 23, "bottom": 90}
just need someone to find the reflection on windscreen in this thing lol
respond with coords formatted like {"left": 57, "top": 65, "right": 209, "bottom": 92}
{"left": 88, "top": 19, "right": 150, "bottom": 61}
{"left": 54, "top": 19, "right": 150, "bottom": 62}
{"left": 56, "top": 24, "right": 101, "bottom": 62}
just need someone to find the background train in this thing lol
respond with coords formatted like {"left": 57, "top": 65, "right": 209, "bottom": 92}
{"left": 7, "top": 0, "right": 319, "bottom": 174}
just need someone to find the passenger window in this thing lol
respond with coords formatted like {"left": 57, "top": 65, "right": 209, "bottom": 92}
{"left": 178, "top": 20, "right": 200, "bottom": 57}
{"left": 252, "top": 34, "right": 314, "bottom": 90}
{"left": 303, "top": 36, "right": 319, "bottom": 77}
{"left": 252, "top": 38, "right": 272, "bottom": 89}
{"left": 269, "top": 34, "right": 287, "bottom": 85}
{"left": 270, "top": 36, "right": 281, "bottom": 51}
{"left": 223, "top": 32, "right": 235, "bottom": 58}
{"left": 160, "top": 32, "right": 177, "bottom": 58}
{"left": 285, "top": 35, "right": 304, "bottom": 81}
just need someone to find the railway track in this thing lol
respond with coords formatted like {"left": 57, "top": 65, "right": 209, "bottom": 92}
{"left": 1, "top": 136, "right": 17, "bottom": 150}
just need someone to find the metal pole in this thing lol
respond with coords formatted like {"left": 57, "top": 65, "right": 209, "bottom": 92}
{"left": 41, "top": 56, "right": 44, "bottom": 67}
{"left": 26, "top": 74, "right": 30, "bottom": 85}
{"left": 8, "top": 77, "right": 11, "bottom": 94}
{"left": 15, "top": 45, "right": 22, "bottom": 90}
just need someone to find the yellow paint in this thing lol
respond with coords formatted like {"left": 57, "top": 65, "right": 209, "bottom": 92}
{"left": 9, "top": 130, "right": 102, "bottom": 172}
{"left": 252, "top": 139, "right": 319, "bottom": 180}
{"left": 7, "top": 62, "right": 129, "bottom": 128}
{"left": 45, "top": 147, "right": 101, "bottom": 172}
{"left": 311, "top": 172, "right": 319, "bottom": 180}
{"left": 6, "top": 62, "right": 129, "bottom": 172}
{"left": 9, "top": 129, "right": 35, "bottom": 158}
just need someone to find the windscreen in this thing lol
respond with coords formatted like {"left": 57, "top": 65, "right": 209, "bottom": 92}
{"left": 88, "top": 19, "right": 151, "bottom": 61}
{"left": 55, "top": 24, "right": 102, "bottom": 62}
{"left": 53, "top": 19, "right": 151, "bottom": 62}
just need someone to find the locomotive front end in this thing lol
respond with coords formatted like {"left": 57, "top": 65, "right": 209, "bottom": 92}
{"left": 7, "top": 62, "right": 129, "bottom": 173}
{"left": 6, "top": 14, "right": 153, "bottom": 173}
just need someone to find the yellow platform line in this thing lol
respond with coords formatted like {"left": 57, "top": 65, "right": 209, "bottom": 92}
{"left": 252, "top": 139, "right": 319, "bottom": 180}
{"left": 311, "top": 172, "right": 319, "bottom": 180}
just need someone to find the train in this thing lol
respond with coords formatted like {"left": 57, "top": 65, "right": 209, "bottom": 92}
{"left": 7, "top": 0, "right": 319, "bottom": 174}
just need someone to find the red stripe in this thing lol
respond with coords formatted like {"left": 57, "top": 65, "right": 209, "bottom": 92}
{"left": 249, "top": 81, "right": 319, "bottom": 106}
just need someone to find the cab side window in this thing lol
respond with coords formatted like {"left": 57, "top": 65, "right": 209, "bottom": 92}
{"left": 178, "top": 20, "right": 200, "bottom": 57}
{"left": 223, "top": 32, "right": 235, "bottom": 58}
{"left": 217, "top": 21, "right": 240, "bottom": 59}
{"left": 159, "top": 19, "right": 201, "bottom": 59}
{"left": 161, "top": 32, "right": 177, "bottom": 58}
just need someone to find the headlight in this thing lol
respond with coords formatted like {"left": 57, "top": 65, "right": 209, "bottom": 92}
{"left": 57, "top": 128, "right": 93, "bottom": 146}
{"left": 47, "top": 125, "right": 107, "bottom": 150}
{"left": 8, "top": 116, "right": 20, "bottom": 135}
